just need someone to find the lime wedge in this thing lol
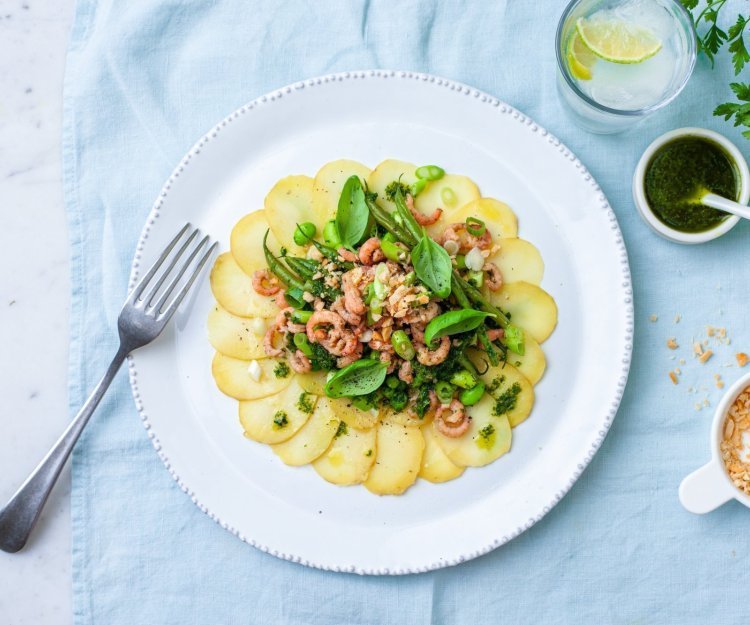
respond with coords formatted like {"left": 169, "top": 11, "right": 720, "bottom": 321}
{"left": 567, "top": 33, "right": 597, "bottom": 80}
{"left": 576, "top": 16, "right": 662, "bottom": 64}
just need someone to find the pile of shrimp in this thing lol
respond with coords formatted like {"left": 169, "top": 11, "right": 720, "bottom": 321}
{"left": 252, "top": 205, "right": 506, "bottom": 437}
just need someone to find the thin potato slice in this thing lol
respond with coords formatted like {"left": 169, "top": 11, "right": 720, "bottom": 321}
{"left": 328, "top": 397, "right": 380, "bottom": 429}
{"left": 505, "top": 335, "right": 546, "bottom": 386}
{"left": 479, "top": 363, "right": 535, "bottom": 427}
{"left": 263, "top": 175, "right": 319, "bottom": 255}
{"left": 297, "top": 370, "right": 328, "bottom": 396}
{"left": 272, "top": 397, "right": 340, "bottom": 466}
{"left": 312, "top": 423, "right": 376, "bottom": 486}
{"left": 445, "top": 198, "right": 518, "bottom": 242}
{"left": 367, "top": 159, "right": 417, "bottom": 212}
{"left": 229, "top": 211, "right": 277, "bottom": 277}
{"left": 364, "top": 420, "right": 424, "bottom": 495}
{"left": 418, "top": 174, "right": 480, "bottom": 238}
{"left": 238, "top": 378, "right": 317, "bottom": 444}
{"left": 490, "top": 282, "right": 558, "bottom": 343}
{"left": 380, "top": 405, "right": 430, "bottom": 427}
{"left": 434, "top": 394, "right": 512, "bottom": 467}
{"left": 210, "top": 253, "right": 279, "bottom": 318}
{"left": 207, "top": 305, "right": 270, "bottom": 360}
{"left": 486, "top": 238, "right": 544, "bottom": 285}
{"left": 419, "top": 424, "right": 464, "bottom": 483}
{"left": 211, "top": 352, "right": 292, "bottom": 400}
{"left": 312, "top": 159, "right": 372, "bottom": 223}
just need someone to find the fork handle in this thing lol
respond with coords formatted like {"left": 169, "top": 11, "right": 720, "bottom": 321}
{"left": 0, "top": 346, "right": 128, "bottom": 553}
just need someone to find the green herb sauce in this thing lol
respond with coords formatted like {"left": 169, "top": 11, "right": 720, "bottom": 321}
{"left": 644, "top": 137, "right": 739, "bottom": 233}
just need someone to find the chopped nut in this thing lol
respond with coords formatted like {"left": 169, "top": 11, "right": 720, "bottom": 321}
{"left": 666, "top": 338, "right": 678, "bottom": 350}
{"left": 737, "top": 353, "right": 749, "bottom": 367}
{"left": 699, "top": 349, "right": 714, "bottom": 364}
{"left": 693, "top": 342, "right": 704, "bottom": 356}
{"left": 720, "top": 387, "right": 750, "bottom": 496}
{"left": 669, "top": 371, "right": 678, "bottom": 385}
{"left": 714, "top": 374, "right": 725, "bottom": 389}
{"left": 707, "top": 326, "right": 716, "bottom": 337}
{"left": 674, "top": 314, "right": 681, "bottom": 323}
{"left": 649, "top": 314, "right": 658, "bottom": 322}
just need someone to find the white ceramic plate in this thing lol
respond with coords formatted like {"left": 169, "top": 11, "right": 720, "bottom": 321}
{"left": 128, "top": 70, "right": 633, "bottom": 574}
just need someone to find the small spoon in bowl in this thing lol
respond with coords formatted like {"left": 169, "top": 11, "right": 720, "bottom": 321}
{"left": 695, "top": 188, "right": 750, "bottom": 221}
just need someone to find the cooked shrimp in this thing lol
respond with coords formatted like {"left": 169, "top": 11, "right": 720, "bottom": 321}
{"left": 274, "top": 289, "right": 288, "bottom": 308}
{"left": 440, "top": 223, "right": 491, "bottom": 253}
{"left": 406, "top": 194, "right": 442, "bottom": 226}
{"left": 398, "top": 359, "right": 413, "bottom": 384}
{"left": 337, "top": 341, "right": 363, "bottom": 367}
{"left": 289, "top": 349, "right": 312, "bottom": 373}
{"left": 434, "top": 399, "right": 470, "bottom": 437}
{"left": 404, "top": 301, "right": 440, "bottom": 325}
{"left": 379, "top": 350, "right": 397, "bottom": 374}
{"left": 263, "top": 327, "right": 284, "bottom": 357}
{"left": 275, "top": 307, "right": 305, "bottom": 334}
{"left": 337, "top": 247, "right": 358, "bottom": 262}
{"left": 306, "top": 310, "right": 345, "bottom": 343}
{"left": 331, "top": 296, "right": 362, "bottom": 326}
{"left": 358, "top": 237, "right": 385, "bottom": 265}
{"left": 252, "top": 269, "right": 281, "bottom": 296}
{"left": 341, "top": 270, "right": 367, "bottom": 316}
{"left": 486, "top": 328, "right": 504, "bottom": 342}
{"left": 416, "top": 335, "right": 451, "bottom": 366}
{"left": 484, "top": 262, "right": 503, "bottom": 291}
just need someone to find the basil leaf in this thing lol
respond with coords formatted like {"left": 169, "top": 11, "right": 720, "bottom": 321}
{"left": 504, "top": 325, "right": 525, "bottom": 355}
{"left": 335, "top": 176, "right": 371, "bottom": 250}
{"left": 411, "top": 231, "right": 452, "bottom": 298}
{"left": 424, "top": 310, "right": 494, "bottom": 346}
{"left": 324, "top": 359, "right": 388, "bottom": 398}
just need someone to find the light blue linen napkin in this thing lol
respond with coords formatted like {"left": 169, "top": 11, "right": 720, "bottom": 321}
{"left": 64, "top": 1, "right": 750, "bottom": 623}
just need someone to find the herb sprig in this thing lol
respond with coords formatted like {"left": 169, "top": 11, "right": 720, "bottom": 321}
{"left": 681, "top": 0, "right": 750, "bottom": 138}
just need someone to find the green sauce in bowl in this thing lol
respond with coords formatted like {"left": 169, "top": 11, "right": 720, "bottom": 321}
{"left": 644, "top": 136, "right": 739, "bottom": 233}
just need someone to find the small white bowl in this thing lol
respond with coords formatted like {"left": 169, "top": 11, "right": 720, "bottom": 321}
{"left": 679, "top": 371, "right": 750, "bottom": 514}
{"left": 632, "top": 127, "right": 750, "bottom": 244}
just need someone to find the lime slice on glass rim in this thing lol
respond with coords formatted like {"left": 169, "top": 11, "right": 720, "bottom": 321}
{"left": 566, "top": 33, "right": 598, "bottom": 80}
{"left": 575, "top": 16, "right": 662, "bottom": 64}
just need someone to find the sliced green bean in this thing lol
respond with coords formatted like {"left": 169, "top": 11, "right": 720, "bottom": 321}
{"left": 291, "top": 309, "right": 313, "bottom": 324}
{"left": 391, "top": 330, "right": 415, "bottom": 360}
{"left": 435, "top": 381, "right": 455, "bottom": 404}
{"left": 293, "top": 332, "right": 314, "bottom": 357}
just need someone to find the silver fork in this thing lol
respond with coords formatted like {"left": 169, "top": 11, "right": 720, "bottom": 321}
{"left": 0, "top": 223, "right": 216, "bottom": 553}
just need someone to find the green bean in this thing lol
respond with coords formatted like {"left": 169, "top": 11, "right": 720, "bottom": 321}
{"left": 364, "top": 283, "right": 375, "bottom": 305}
{"left": 283, "top": 287, "right": 306, "bottom": 309}
{"left": 393, "top": 188, "right": 423, "bottom": 242}
{"left": 323, "top": 220, "right": 342, "bottom": 248}
{"left": 450, "top": 275, "right": 472, "bottom": 309}
{"left": 450, "top": 369, "right": 477, "bottom": 389}
{"left": 293, "top": 222, "right": 317, "bottom": 246}
{"left": 453, "top": 270, "right": 510, "bottom": 328}
{"left": 455, "top": 254, "right": 466, "bottom": 269}
{"left": 263, "top": 231, "right": 305, "bottom": 290}
{"left": 365, "top": 197, "right": 415, "bottom": 247}
{"left": 415, "top": 165, "right": 445, "bottom": 181}
{"left": 293, "top": 332, "right": 314, "bottom": 357}
{"left": 410, "top": 178, "right": 427, "bottom": 197}
{"left": 459, "top": 381, "right": 485, "bottom": 406}
{"left": 291, "top": 309, "right": 313, "bottom": 324}
{"left": 285, "top": 257, "right": 318, "bottom": 279}
{"left": 381, "top": 233, "right": 406, "bottom": 262}
{"left": 391, "top": 330, "right": 415, "bottom": 361}
{"left": 477, "top": 325, "right": 500, "bottom": 366}
{"left": 435, "top": 381, "right": 455, "bottom": 404}
{"left": 467, "top": 270, "right": 484, "bottom": 289}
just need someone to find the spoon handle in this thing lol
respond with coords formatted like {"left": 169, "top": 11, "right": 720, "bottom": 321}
{"left": 701, "top": 193, "right": 750, "bottom": 221}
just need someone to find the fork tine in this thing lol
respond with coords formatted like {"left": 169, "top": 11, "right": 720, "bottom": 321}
{"left": 152, "top": 234, "right": 210, "bottom": 312}
{"left": 131, "top": 223, "right": 192, "bottom": 300}
{"left": 142, "top": 228, "right": 200, "bottom": 307}
{"left": 158, "top": 241, "right": 218, "bottom": 320}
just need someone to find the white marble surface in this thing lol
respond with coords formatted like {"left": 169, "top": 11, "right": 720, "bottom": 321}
{"left": 0, "top": 1, "right": 75, "bottom": 624}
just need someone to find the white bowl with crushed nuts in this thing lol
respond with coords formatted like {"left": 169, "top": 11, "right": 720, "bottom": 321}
{"left": 680, "top": 371, "right": 750, "bottom": 513}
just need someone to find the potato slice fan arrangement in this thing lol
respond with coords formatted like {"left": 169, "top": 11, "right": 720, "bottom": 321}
{"left": 208, "top": 159, "right": 557, "bottom": 496}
